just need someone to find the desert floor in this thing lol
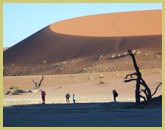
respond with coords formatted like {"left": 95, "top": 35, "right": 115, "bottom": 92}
{"left": 3, "top": 69, "right": 162, "bottom": 127}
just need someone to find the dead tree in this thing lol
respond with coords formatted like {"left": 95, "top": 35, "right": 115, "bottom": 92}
{"left": 4, "top": 76, "right": 45, "bottom": 95}
{"left": 4, "top": 89, "right": 28, "bottom": 95}
{"left": 124, "top": 49, "right": 162, "bottom": 104}
{"left": 29, "top": 75, "right": 44, "bottom": 93}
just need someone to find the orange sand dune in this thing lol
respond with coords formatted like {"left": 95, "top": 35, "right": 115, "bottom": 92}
{"left": 3, "top": 10, "right": 162, "bottom": 75}
{"left": 50, "top": 10, "right": 162, "bottom": 37}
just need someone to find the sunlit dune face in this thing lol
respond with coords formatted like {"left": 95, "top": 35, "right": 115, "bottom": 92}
{"left": 50, "top": 10, "right": 162, "bottom": 37}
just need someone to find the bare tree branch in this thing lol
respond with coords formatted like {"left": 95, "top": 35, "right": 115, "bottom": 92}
{"left": 29, "top": 75, "right": 44, "bottom": 93}
{"left": 125, "top": 72, "right": 137, "bottom": 79}
{"left": 32, "top": 79, "right": 38, "bottom": 87}
{"left": 139, "top": 95, "right": 147, "bottom": 102}
{"left": 127, "top": 49, "right": 141, "bottom": 76}
{"left": 140, "top": 78, "right": 152, "bottom": 101}
{"left": 124, "top": 79, "right": 137, "bottom": 83}
{"left": 151, "top": 82, "right": 162, "bottom": 97}
{"left": 140, "top": 89, "right": 148, "bottom": 99}
{"left": 38, "top": 75, "right": 44, "bottom": 87}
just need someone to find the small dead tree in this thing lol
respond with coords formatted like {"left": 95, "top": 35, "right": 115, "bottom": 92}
{"left": 124, "top": 49, "right": 162, "bottom": 104}
{"left": 29, "top": 75, "right": 44, "bottom": 93}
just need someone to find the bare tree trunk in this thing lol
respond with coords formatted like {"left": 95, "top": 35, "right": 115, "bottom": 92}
{"left": 127, "top": 49, "right": 142, "bottom": 104}
{"left": 135, "top": 77, "right": 141, "bottom": 104}
{"left": 125, "top": 49, "right": 162, "bottom": 104}
{"left": 125, "top": 49, "right": 159, "bottom": 104}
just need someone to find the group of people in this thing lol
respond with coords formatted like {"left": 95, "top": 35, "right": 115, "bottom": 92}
{"left": 38, "top": 75, "right": 119, "bottom": 104}
{"left": 65, "top": 93, "right": 76, "bottom": 104}
{"left": 40, "top": 90, "right": 76, "bottom": 104}
{"left": 40, "top": 89, "right": 118, "bottom": 104}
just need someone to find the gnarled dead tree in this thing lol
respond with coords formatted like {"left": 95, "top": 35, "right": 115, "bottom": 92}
{"left": 124, "top": 49, "right": 162, "bottom": 104}
{"left": 4, "top": 75, "right": 44, "bottom": 95}
{"left": 4, "top": 89, "right": 28, "bottom": 95}
{"left": 29, "top": 75, "right": 44, "bottom": 93}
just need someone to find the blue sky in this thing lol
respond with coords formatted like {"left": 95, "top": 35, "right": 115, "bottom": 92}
{"left": 3, "top": 3, "right": 162, "bottom": 47}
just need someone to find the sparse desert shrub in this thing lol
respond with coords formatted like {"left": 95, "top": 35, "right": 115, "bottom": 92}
{"left": 10, "top": 85, "right": 19, "bottom": 90}
{"left": 157, "top": 70, "right": 161, "bottom": 73}
{"left": 117, "top": 54, "right": 121, "bottom": 57}
{"left": 43, "top": 60, "right": 47, "bottom": 63}
{"left": 156, "top": 55, "right": 160, "bottom": 58}
{"left": 96, "top": 65, "right": 99, "bottom": 69}
{"left": 124, "top": 52, "right": 128, "bottom": 55}
{"left": 155, "top": 68, "right": 161, "bottom": 73}
{"left": 99, "top": 55, "right": 103, "bottom": 60}
{"left": 111, "top": 53, "right": 116, "bottom": 58}
{"left": 61, "top": 61, "right": 67, "bottom": 65}
{"left": 59, "top": 86, "right": 63, "bottom": 89}
{"left": 152, "top": 68, "right": 161, "bottom": 74}
{"left": 136, "top": 51, "right": 141, "bottom": 55}
{"left": 100, "top": 80, "right": 105, "bottom": 84}
{"left": 99, "top": 74, "right": 106, "bottom": 78}
{"left": 144, "top": 53, "right": 148, "bottom": 56}
{"left": 132, "top": 50, "right": 136, "bottom": 54}
{"left": 83, "top": 68, "right": 87, "bottom": 71}
{"left": 88, "top": 75, "right": 93, "bottom": 80}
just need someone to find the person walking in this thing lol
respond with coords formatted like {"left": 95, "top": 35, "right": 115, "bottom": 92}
{"left": 66, "top": 93, "right": 70, "bottom": 103}
{"left": 72, "top": 94, "right": 76, "bottom": 103}
{"left": 112, "top": 89, "right": 118, "bottom": 102}
{"left": 41, "top": 89, "right": 46, "bottom": 104}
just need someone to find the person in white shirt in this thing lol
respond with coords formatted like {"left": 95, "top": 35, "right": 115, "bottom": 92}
{"left": 72, "top": 94, "right": 76, "bottom": 103}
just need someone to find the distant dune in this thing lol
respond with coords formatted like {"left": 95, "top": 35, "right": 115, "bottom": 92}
{"left": 3, "top": 47, "right": 9, "bottom": 51}
{"left": 3, "top": 10, "right": 162, "bottom": 76}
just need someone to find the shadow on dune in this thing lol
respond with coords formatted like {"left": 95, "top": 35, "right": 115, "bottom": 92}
{"left": 4, "top": 26, "right": 162, "bottom": 67}
{"left": 3, "top": 25, "right": 162, "bottom": 74}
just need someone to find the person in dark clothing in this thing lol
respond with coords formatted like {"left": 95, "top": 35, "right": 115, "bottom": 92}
{"left": 112, "top": 90, "right": 118, "bottom": 102}
{"left": 41, "top": 89, "right": 46, "bottom": 104}
{"left": 66, "top": 93, "right": 70, "bottom": 103}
